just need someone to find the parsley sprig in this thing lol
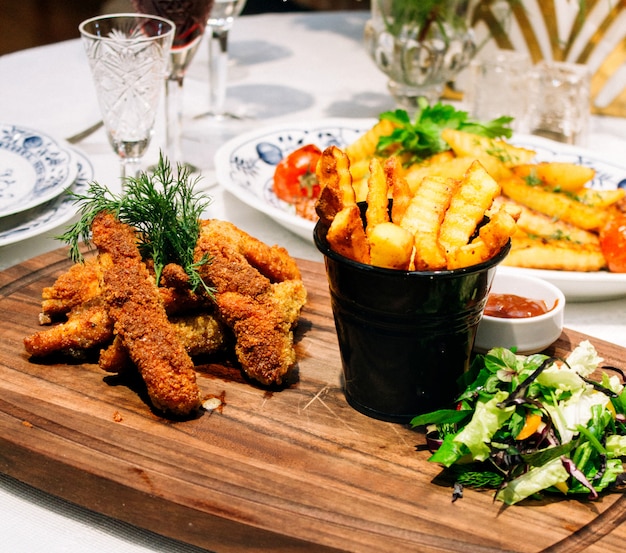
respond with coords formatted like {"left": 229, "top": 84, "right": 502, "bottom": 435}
{"left": 58, "top": 153, "right": 213, "bottom": 295}
{"left": 375, "top": 98, "right": 514, "bottom": 166}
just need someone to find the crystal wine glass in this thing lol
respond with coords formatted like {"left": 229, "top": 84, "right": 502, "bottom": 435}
{"left": 79, "top": 14, "right": 175, "bottom": 180}
{"left": 364, "top": 0, "right": 477, "bottom": 113}
{"left": 132, "top": 0, "right": 215, "bottom": 170}
{"left": 206, "top": 0, "right": 247, "bottom": 119}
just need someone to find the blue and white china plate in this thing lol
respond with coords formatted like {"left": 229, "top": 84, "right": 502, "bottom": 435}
{"left": 0, "top": 123, "right": 78, "bottom": 218}
{"left": 0, "top": 147, "right": 93, "bottom": 247}
{"left": 214, "top": 119, "right": 626, "bottom": 301}
{"left": 214, "top": 118, "right": 374, "bottom": 241}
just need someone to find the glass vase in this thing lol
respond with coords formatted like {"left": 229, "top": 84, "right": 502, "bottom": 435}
{"left": 364, "top": 0, "right": 477, "bottom": 112}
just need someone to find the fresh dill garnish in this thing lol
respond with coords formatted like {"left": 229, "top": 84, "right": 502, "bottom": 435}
{"left": 376, "top": 98, "right": 514, "bottom": 166}
{"left": 58, "top": 153, "right": 214, "bottom": 295}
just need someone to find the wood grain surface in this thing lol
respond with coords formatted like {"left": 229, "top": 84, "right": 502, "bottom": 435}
{"left": 1, "top": 248, "right": 625, "bottom": 553}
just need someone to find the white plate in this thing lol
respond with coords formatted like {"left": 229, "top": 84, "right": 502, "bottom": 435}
{"left": 0, "top": 147, "right": 93, "bottom": 247}
{"left": 215, "top": 119, "right": 626, "bottom": 302}
{"left": 0, "top": 124, "right": 78, "bottom": 218}
{"left": 215, "top": 118, "right": 375, "bottom": 241}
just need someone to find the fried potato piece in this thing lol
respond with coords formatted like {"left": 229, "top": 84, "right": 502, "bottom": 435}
{"left": 500, "top": 175, "right": 609, "bottom": 232}
{"left": 315, "top": 145, "right": 357, "bottom": 225}
{"left": 365, "top": 157, "right": 390, "bottom": 233}
{"left": 446, "top": 208, "right": 517, "bottom": 270}
{"left": 345, "top": 118, "right": 396, "bottom": 167}
{"left": 367, "top": 222, "right": 414, "bottom": 270}
{"left": 401, "top": 176, "right": 456, "bottom": 271}
{"left": 493, "top": 196, "right": 600, "bottom": 246}
{"left": 386, "top": 156, "right": 412, "bottom": 224}
{"left": 438, "top": 161, "right": 501, "bottom": 254}
{"left": 404, "top": 156, "right": 473, "bottom": 194}
{"left": 511, "top": 161, "right": 595, "bottom": 191}
{"left": 441, "top": 128, "right": 536, "bottom": 168}
{"left": 504, "top": 235, "right": 607, "bottom": 271}
{"left": 578, "top": 188, "right": 625, "bottom": 209}
{"left": 327, "top": 205, "right": 370, "bottom": 264}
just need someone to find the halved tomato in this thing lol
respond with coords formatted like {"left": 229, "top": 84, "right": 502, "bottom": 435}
{"left": 273, "top": 144, "right": 322, "bottom": 203}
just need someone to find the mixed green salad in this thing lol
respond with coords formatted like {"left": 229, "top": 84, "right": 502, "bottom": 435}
{"left": 411, "top": 341, "right": 626, "bottom": 505}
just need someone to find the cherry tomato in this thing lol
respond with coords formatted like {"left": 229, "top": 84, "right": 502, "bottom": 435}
{"left": 600, "top": 213, "right": 626, "bottom": 272}
{"left": 273, "top": 144, "right": 322, "bottom": 203}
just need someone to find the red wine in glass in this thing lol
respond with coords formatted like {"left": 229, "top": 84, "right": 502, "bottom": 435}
{"left": 132, "top": 0, "right": 215, "bottom": 168}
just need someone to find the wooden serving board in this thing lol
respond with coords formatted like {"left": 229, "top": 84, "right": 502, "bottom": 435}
{"left": 1, "top": 248, "right": 625, "bottom": 553}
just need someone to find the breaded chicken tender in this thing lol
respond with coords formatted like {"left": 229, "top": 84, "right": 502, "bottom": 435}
{"left": 24, "top": 298, "right": 112, "bottom": 357}
{"left": 91, "top": 211, "right": 201, "bottom": 416}
{"left": 194, "top": 220, "right": 306, "bottom": 386}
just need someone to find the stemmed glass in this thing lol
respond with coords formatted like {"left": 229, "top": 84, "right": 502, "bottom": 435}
{"left": 364, "top": 0, "right": 477, "bottom": 113}
{"left": 206, "top": 0, "right": 248, "bottom": 119}
{"left": 79, "top": 14, "right": 175, "bottom": 180}
{"left": 132, "top": 0, "right": 215, "bottom": 169}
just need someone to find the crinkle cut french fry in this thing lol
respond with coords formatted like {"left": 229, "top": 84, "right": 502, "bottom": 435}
{"left": 401, "top": 175, "right": 456, "bottom": 271}
{"left": 365, "top": 157, "right": 390, "bottom": 233}
{"left": 438, "top": 160, "right": 500, "bottom": 254}
{"left": 368, "top": 222, "right": 413, "bottom": 270}
{"left": 315, "top": 145, "right": 357, "bottom": 225}
{"left": 344, "top": 118, "right": 396, "bottom": 166}
{"left": 326, "top": 204, "right": 371, "bottom": 264}
{"left": 500, "top": 175, "right": 608, "bottom": 232}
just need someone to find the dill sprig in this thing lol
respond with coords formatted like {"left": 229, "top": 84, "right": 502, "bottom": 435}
{"left": 58, "top": 153, "right": 213, "bottom": 295}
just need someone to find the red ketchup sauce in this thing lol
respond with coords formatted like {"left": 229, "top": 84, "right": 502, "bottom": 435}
{"left": 484, "top": 293, "right": 552, "bottom": 319}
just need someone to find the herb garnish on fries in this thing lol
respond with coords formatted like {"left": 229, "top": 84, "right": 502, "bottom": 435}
{"left": 375, "top": 98, "right": 514, "bottom": 165}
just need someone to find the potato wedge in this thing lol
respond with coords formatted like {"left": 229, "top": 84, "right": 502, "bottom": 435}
{"left": 577, "top": 188, "right": 625, "bottom": 208}
{"left": 368, "top": 222, "right": 413, "bottom": 270}
{"left": 493, "top": 196, "right": 600, "bottom": 246}
{"left": 315, "top": 146, "right": 357, "bottom": 225}
{"left": 446, "top": 208, "right": 516, "bottom": 270}
{"left": 512, "top": 161, "right": 595, "bottom": 191}
{"left": 504, "top": 235, "right": 607, "bottom": 271}
{"left": 441, "top": 128, "right": 536, "bottom": 168}
{"left": 365, "top": 157, "right": 390, "bottom": 233}
{"left": 438, "top": 160, "right": 501, "bottom": 254}
{"left": 500, "top": 175, "right": 609, "bottom": 232}
{"left": 385, "top": 156, "right": 411, "bottom": 224}
{"left": 326, "top": 204, "right": 370, "bottom": 264}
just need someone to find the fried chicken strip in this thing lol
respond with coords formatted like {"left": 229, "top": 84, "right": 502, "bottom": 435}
{"left": 40, "top": 258, "right": 103, "bottom": 322}
{"left": 194, "top": 219, "right": 306, "bottom": 386}
{"left": 91, "top": 211, "right": 201, "bottom": 416}
{"left": 40, "top": 257, "right": 207, "bottom": 321}
{"left": 24, "top": 298, "right": 113, "bottom": 357}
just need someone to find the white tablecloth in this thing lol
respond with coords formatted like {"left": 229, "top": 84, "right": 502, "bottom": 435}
{"left": 1, "top": 10, "right": 625, "bottom": 553}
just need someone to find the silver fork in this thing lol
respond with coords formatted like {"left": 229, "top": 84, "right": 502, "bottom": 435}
{"left": 65, "top": 120, "right": 103, "bottom": 144}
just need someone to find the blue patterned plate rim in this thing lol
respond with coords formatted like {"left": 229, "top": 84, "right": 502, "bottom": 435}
{"left": 0, "top": 146, "right": 93, "bottom": 247}
{"left": 0, "top": 123, "right": 79, "bottom": 218}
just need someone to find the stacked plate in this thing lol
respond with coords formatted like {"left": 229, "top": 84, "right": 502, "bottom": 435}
{"left": 0, "top": 123, "right": 94, "bottom": 247}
